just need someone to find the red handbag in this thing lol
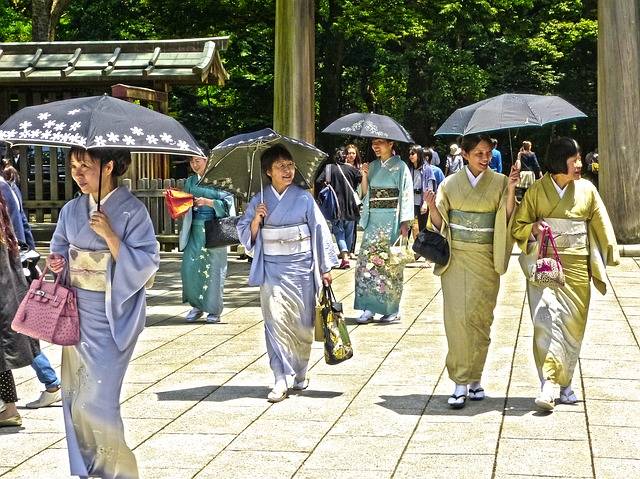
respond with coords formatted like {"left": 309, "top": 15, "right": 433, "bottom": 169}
{"left": 11, "top": 266, "right": 80, "bottom": 346}
{"left": 164, "top": 188, "right": 194, "bottom": 220}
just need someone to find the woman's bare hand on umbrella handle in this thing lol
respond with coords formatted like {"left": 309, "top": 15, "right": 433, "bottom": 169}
{"left": 322, "top": 272, "right": 332, "bottom": 286}
{"left": 424, "top": 190, "right": 436, "bottom": 209}
{"left": 46, "top": 254, "right": 66, "bottom": 273}
{"left": 252, "top": 203, "right": 267, "bottom": 226}
{"left": 508, "top": 160, "right": 521, "bottom": 190}
{"left": 89, "top": 211, "right": 116, "bottom": 240}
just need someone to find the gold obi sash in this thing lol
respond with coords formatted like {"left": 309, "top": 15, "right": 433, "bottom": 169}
{"left": 262, "top": 223, "right": 312, "bottom": 256}
{"left": 69, "top": 245, "right": 109, "bottom": 291}
{"left": 369, "top": 188, "right": 399, "bottom": 209}
{"left": 543, "top": 218, "right": 588, "bottom": 255}
{"left": 449, "top": 210, "right": 496, "bottom": 244}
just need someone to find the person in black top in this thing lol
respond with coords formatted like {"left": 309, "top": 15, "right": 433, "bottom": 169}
{"left": 316, "top": 148, "right": 362, "bottom": 269}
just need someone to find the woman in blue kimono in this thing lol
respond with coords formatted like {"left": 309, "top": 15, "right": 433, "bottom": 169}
{"left": 237, "top": 144, "right": 338, "bottom": 403}
{"left": 355, "top": 138, "right": 414, "bottom": 324}
{"left": 48, "top": 148, "right": 159, "bottom": 479}
{"left": 179, "top": 155, "right": 235, "bottom": 323}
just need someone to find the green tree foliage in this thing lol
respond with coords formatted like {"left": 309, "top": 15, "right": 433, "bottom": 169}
{"left": 0, "top": 0, "right": 598, "bottom": 157}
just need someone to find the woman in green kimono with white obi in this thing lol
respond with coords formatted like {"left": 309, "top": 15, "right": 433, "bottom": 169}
{"left": 179, "top": 156, "right": 236, "bottom": 323}
{"left": 425, "top": 134, "right": 520, "bottom": 409}
{"left": 355, "top": 138, "right": 414, "bottom": 324}
{"left": 512, "top": 137, "right": 619, "bottom": 411}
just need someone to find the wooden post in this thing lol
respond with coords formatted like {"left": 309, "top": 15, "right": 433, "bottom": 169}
{"left": 273, "top": 0, "right": 315, "bottom": 143}
{"left": 598, "top": 0, "right": 640, "bottom": 243}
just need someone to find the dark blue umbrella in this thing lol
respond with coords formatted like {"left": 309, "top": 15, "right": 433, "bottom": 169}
{"left": 322, "top": 112, "right": 414, "bottom": 143}
{"left": 0, "top": 95, "right": 204, "bottom": 157}
{"left": 435, "top": 93, "right": 587, "bottom": 136}
{"left": 200, "top": 128, "right": 327, "bottom": 201}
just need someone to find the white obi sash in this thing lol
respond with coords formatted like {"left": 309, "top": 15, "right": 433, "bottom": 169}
{"left": 262, "top": 223, "right": 312, "bottom": 256}
{"left": 544, "top": 218, "right": 588, "bottom": 250}
{"left": 69, "top": 245, "right": 110, "bottom": 292}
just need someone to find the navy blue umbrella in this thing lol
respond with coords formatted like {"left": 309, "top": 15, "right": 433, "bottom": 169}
{"left": 322, "top": 112, "right": 414, "bottom": 143}
{"left": 0, "top": 95, "right": 204, "bottom": 157}
{"left": 435, "top": 94, "right": 587, "bottom": 136}
{"left": 200, "top": 128, "right": 327, "bottom": 201}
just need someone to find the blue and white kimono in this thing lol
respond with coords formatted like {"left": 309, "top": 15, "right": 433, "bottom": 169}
{"left": 51, "top": 186, "right": 159, "bottom": 479}
{"left": 237, "top": 185, "right": 338, "bottom": 380}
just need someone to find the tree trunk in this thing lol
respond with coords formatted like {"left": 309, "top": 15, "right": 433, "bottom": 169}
{"left": 317, "top": 0, "right": 344, "bottom": 152}
{"left": 273, "top": 0, "right": 315, "bottom": 144}
{"left": 31, "top": 0, "right": 71, "bottom": 41}
{"left": 598, "top": 0, "right": 640, "bottom": 243}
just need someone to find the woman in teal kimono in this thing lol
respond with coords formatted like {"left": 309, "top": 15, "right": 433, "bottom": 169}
{"left": 355, "top": 138, "right": 414, "bottom": 324}
{"left": 179, "top": 155, "right": 236, "bottom": 323}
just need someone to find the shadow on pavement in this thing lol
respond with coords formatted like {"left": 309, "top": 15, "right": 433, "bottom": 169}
{"left": 156, "top": 385, "right": 343, "bottom": 402}
{"left": 377, "top": 394, "right": 537, "bottom": 416}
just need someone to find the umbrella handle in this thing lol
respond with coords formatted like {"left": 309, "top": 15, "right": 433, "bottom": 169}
{"left": 97, "top": 159, "right": 103, "bottom": 212}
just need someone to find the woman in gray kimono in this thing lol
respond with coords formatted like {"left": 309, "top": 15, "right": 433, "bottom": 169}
{"left": 0, "top": 189, "right": 38, "bottom": 428}
{"left": 237, "top": 145, "right": 338, "bottom": 402}
{"left": 47, "top": 148, "right": 159, "bottom": 479}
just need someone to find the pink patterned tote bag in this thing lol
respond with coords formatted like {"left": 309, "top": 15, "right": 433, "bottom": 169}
{"left": 11, "top": 266, "right": 80, "bottom": 346}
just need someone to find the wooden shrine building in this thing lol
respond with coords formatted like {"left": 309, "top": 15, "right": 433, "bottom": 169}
{"left": 0, "top": 37, "right": 228, "bottom": 241}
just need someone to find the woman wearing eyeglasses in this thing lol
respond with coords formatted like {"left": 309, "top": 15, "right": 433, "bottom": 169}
{"left": 237, "top": 145, "right": 338, "bottom": 402}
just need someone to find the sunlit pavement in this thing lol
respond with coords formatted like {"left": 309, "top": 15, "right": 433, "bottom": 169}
{"left": 2, "top": 253, "right": 639, "bottom": 478}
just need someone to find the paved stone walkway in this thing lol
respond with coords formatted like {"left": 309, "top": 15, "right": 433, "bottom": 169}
{"left": 1, "top": 254, "right": 639, "bottom": 479}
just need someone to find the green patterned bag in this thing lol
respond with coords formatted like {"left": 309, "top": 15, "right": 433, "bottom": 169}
{"left": 320, "top": 285, "right": 353, "bottom": 365}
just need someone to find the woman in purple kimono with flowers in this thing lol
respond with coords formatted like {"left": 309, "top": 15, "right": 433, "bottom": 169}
{"left": 237, "top": 145, "right": 338, "bottom": 403}
{"left": 48, "top": 148, "right": 159, "bottom": 479}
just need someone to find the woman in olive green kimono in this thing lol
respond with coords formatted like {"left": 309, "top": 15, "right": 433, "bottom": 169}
{"left": 425, "top": 134, "right": 520, "bottom": 409}
{"left": 512, "top": 137, "right": 619, "bottom": 411}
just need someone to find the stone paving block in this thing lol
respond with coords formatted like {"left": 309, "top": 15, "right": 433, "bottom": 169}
{"left": 580, "top": 359, "right": 640, "bottom": 380}
{"left": 121, "top": 381, "right": 155, "bottom": 400}
{"left": 393, "top": 452, "right": 494, "bottom": 479}
{"left": 134, "top": 432, "right": 234, "bottom": 470}
{"left": 590, "top": 425, "right": 640, "bottom": 459}
{"left": 124, "top": 417, "right": 173, "bottom": 448}
{"left": 329, "top": 406, "right": 421, "bottom": 437}
{"left": 593, "top": 458, "right": 640, "bottom": 479}
{"left": 303, "top": 435, "right": 405, "bottom": 472}
{"left": 0, "top": 447, "right": 69, "bottom": 479}
{"left": 494, "top": 437, "right": 592, "bottom": 477}
{"left": 294, "top": 467, "right": 393, "bottom": 479}
{"left": 0, "top": 432, "right": 62, "bottom": 468}
{"left": 163, "top": 403, "right": 267, "bottom": 435}
{"left": 407, "top": 420, "right": 500, "bottom": 455}
{"left": 580, "top": 343, "right": 640, "bottom": 361}
{"left": 582, "top": 377, "right": 640, "bottom": 400}
{"left": 501, "top": 409, "right": 588, "bottom": 440}
{"left": 228, "top": 418, "right": 332, "bottom": 452}
{"left": 124, "top": 362, "right": 183, "bottom": 384}
{"left": 120, "top": 392, "right": 196, "bottom": 419}
{"left": 138, "top": 467, "right": 203, "bottom": 479}
{"left": 195, "top": 450, "right": 307, "bottom": 479}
